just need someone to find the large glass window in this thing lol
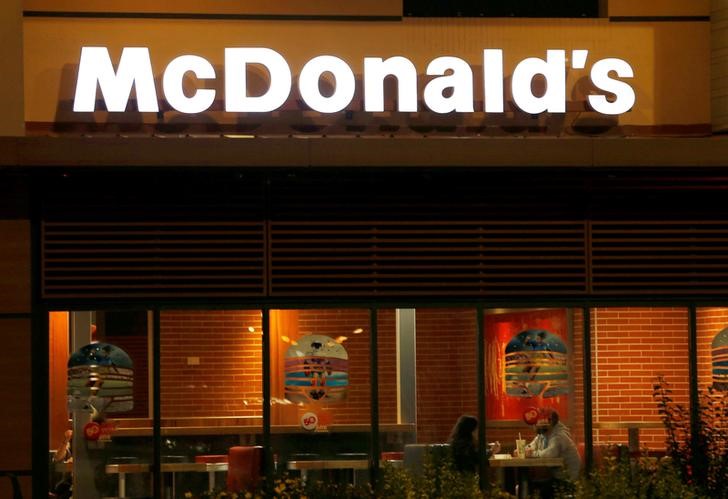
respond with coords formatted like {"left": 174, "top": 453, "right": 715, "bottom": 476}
{"left": 49, "top": 310, "right": 153, "bottom": 499}
{"left": 49, "top": 303, "right": 700, "bottom": 496}
{"left": 484, "top": 308, "right": 584, "bottom": 452}
{"left": 269, "top": 308, "right": 372, "bottom": 486}
{"left": 591, "top": 307, "right": 689, "bottom": 457}
{"left": 159, "top": 309, "right": 263, "bottom": 497}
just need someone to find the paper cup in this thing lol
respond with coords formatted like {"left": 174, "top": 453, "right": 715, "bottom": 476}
{"left": 516, "top": 439, "right": 526, "bottom": 457}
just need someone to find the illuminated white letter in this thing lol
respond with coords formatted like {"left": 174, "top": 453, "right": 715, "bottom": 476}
{"left": 73, "top": 46, "right": 158, "bottom": 112}
{"left": 162, "top": 55, "right": 216, "bottom": 114}
{"left": 225, "top": 48, "right": 291, "bottom": 112}
{"left": 511, "top": 50, "right": 566, "bottom": 114}
{"left": 588, "top": 58, "right": 636, "bottom": 115}
{"left": 483, "top": 49, "right": 504, "bottom": 113}
{"left": 423, "top": 56, "right": 474, "bottom": 114}
{"left": 299, "top": 55, "right": 355, "bottom": 113}
{"left": 363, "top": 56, "right": 418, "bottom": 112}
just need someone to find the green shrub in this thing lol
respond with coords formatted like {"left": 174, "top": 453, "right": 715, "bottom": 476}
{"left": 654, "top": 375, "right": 728, "bottom": 497}
{"left": 380, "top": 452, "right": 512, "bottom": 499}
{"left": 187, "top": 453, "right": 514, "bottom": 498}
{"left": 558, "top": 450, "right": 704, "bottom": 499}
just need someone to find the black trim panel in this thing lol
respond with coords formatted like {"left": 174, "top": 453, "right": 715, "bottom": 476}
{"left": 610, "top": 16, "right": 709, "bottom": 22}
{"left": 23, "top": 10, "right": 401, "bottom": 22}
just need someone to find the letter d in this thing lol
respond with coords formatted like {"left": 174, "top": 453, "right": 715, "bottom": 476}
{"left": 512, "top": 50, "right": 566, "bottom": 114}
{"left": 225, "top": 48, "right": 292, "bottom": 112}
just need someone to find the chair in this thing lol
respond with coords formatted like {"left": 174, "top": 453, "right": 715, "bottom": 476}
{"left": 1, "top": 471, "right": 23, "bottom": 499}
{"left": 226, "top": 446, "right": 262, "bottom": 493}
{"left": 403, "top": 444, "right": 450, "bottom": 476}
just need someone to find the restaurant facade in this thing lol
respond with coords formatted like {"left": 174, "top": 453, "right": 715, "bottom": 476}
{"left": 1, "top": 0, "right": 728, "bottom": 497}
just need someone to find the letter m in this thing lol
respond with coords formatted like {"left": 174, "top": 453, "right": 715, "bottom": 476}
{"left": 73, "top": 47, "right": 159, "bottom": 112}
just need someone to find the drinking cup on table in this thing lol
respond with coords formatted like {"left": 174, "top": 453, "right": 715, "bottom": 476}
{"left": 516, "top": 439, "right": 526, "bottom": 457}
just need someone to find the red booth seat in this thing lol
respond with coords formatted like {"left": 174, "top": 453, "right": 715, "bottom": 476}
{"left": 195, "top": 454, "right": 229, "bottom": 464}
{"left": 227, "top": 446, "right": 263, "bottom": 492}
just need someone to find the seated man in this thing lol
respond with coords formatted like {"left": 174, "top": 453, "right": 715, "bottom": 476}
{"left": 525, "top": 409, "right": 581, "bottom": 497}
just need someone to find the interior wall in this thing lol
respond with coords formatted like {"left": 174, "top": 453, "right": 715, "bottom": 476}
{"left": 415, "top": 308, "right": 478, "bottom": 444}
{"left": 160, "top": 310, "right": 263, "bottom": 420}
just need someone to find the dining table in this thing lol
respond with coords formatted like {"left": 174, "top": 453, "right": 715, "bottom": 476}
{"left": 488, "top": 456, "right": 564, "bottom": 498}
{"left": 286, "top": 458, "right": 369, "bottom": 484}
{"left": 104, "top": 462, "right": 229, "bottom": 498}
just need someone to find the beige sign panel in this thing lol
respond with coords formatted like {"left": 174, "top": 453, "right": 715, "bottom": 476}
{"left": 1, "top": 0, "right": 24, "bottom": 136}
{"left": 23, "top": 17, "right": 710, "bottom": 134}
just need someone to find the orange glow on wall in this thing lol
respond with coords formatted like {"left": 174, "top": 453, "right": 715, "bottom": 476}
{"left": 49, "top": 312, "right": 69, "bottom": 447}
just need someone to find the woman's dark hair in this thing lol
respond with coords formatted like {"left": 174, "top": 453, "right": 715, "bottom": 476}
{"left": 448, "top": 415, "right": 479, "bottom": 473}
{"left": 449, "top": 414, "right": 478, "bottom": 443}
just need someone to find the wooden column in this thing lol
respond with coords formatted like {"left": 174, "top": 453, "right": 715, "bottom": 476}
{"left": 714, "top": 0, "right": 728, "bottom": 132}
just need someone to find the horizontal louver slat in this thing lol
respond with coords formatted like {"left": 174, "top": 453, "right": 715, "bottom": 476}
{"left": 269, "top": 221, "right": 587, "bottom": 296}
{"left": 42, "top": 221, "right": 266, "bottom": 299}
{"left": 591, "top": 221, "right": 728, "bottom": 294}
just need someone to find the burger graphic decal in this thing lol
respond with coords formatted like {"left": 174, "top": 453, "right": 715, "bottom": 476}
{"left": 712, "top": 326, "right": 728, "bottom": 391}
{"left": 504, "top": 329, "right": 568, "bottom": 399}
{"left": 284, "top": 335, "right": 349, "bottom": 404}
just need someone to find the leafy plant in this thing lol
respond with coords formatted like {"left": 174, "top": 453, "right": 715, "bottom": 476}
{"left": 653, "top": 375, "right": 728, "bottom": 497}
{"left": 186, "top": 452, "right": 514, "bottom": 499}
{"left": 379, "top": 452, "right": 512, "bottom": 499}
{"left": 187, "top": 473, "right": 372, "bottom": 499}
{"left": 559, "top": 451, "right": 703, "bottom": 499}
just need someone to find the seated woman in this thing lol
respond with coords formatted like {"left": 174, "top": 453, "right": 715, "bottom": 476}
{"left": 448, "top": 415, "right": 500, "bottom": 473}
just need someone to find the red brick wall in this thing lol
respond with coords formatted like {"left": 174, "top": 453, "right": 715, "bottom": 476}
{"left": 591, "top": 307, "right": 689, "bottom": 449}
{"left": 415, "top": 308, "right": 478, "bottom": 444}
{"left": 106, "top": 334, "right": 149, "bottom": 418}
{"left": 160, "top": 310, "right": 263, "bottom": 418}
